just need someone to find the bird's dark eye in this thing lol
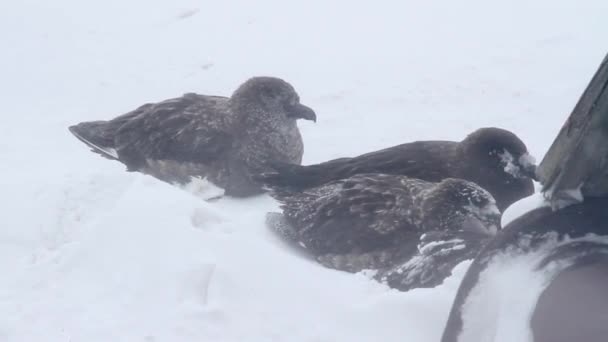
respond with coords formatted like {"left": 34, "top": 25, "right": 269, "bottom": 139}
{"left": 488, "top": 149, "right": 503, "bottom": 158}
{"left": 261, "top": 86, "right": 281, "bottom": 101}
{"left": 473, "top": 197, "right": 488, "bottom": 207}
{"left": 269, "top": 91, "right": 281, "bottom": 100}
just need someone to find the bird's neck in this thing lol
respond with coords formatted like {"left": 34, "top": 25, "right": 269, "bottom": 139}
{"left": 450, "top": 145, "right": 470, "bottom": 177}
{"left": 231, "top": 106, "right": 303, "bottom": 172}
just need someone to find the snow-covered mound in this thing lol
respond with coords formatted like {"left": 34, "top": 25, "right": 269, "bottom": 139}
{"left": 1, "top": 0, "right": 607, "bottom": 341}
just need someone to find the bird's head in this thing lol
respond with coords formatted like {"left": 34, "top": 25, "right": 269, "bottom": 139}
{"left": 421, "top": 178, "right": 501, "bottom": 238}
{"left": 231, "top": 77, "right": 317, "bottom": 123}
{"left": 457, "top": 127, "right": 537, "bottom": 210}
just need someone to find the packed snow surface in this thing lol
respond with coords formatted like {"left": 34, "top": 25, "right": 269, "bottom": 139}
{"left": 1, "top": 0, "right": 607, "bottom": 341}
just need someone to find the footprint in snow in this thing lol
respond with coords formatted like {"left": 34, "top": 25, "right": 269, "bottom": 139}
{"left": 176, "top": 8, "right": 200, "bottom": 20}
{"left": 190, "top": 206, "right": 231, "bottom": 233}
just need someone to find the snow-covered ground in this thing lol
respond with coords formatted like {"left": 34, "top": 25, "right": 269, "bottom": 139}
{"left": 2, "top": 1, "right": 607, "bottom": 341}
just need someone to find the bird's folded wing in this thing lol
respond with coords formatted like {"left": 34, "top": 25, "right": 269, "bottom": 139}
{"left": 114, "top": 95, "right": 235, "bottom": 166}
{"left": 262, "top": 142, "right": 453, "bottom": 189}
{"left": 279, "top": 175, "right": 401, "bottom": 232}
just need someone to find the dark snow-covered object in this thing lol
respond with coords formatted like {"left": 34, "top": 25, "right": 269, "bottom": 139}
{"left": 537, "top": 53, "right": 608, "bottom": 208}
{"left": 258, "top": 127, "right": 536, "bottom": 211}
{"left": 441, "top": 198, "right": 608, "bottom": 342}
{"left": 442, "top": 52, "right": 608, "bottom": 342}
{"left": 69, "top": 77, "right": 316, "bottom": 197}
{"left": 265, "top": 174, "right": 500, "bottom": 291}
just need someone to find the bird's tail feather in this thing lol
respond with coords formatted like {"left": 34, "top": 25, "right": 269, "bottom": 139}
{"left": 68, "top": 121, "right": 119, "bottom": 160}
{"left": 265, "top": 212, "right": 322, "bottom": 260}
{"left": 317, "top": 249, "right": 396, "bottom": 273}
{"left": 255, "top": 161, "right": 330, "bottom": 190}
{"left": 265, "top": 212, "right": 301, "bottom": 244}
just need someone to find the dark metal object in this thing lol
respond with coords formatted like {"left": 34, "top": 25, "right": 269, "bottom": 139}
{"left": 537, "top": 53, "right": 608, "bottom": 207}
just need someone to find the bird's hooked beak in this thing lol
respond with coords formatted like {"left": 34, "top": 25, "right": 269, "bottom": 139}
{"left": 501, "top": 150, "right": 539, "bottom": 181}
{"left": 288, "top": 103, "right": 317, "bottom": 122}
{"left": 517, "top": 153, "right": 538, "bottom": 181}
{"left": 461, "top": 208, "right": 501, "bottom": 237}
{"left": 520, "top": 163, "right": 538, "bottom": 181}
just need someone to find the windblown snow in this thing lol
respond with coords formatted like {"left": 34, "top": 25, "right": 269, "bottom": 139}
{"left": 1, "top": 0, "right": 607, "bottom": 341}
